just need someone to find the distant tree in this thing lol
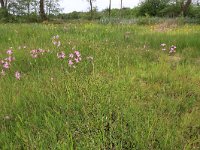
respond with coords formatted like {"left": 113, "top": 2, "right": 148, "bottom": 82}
{"left": 0, "top": 0, "right": 5, "bottom": 8}
{"left": 138, "top": 0, "right": 168, "bottom": 16}
{"left": 87, "top": 0, "right": 96, "bottom": 19}
{"left": 108, "top": 0, "right": 111, "bottom": 18}
{"left": 24, "top": 0, "right": 32, "bottom": 15}
{"left": 45, "top": 0, "right": 60, "bottom": 15}
{"left": 0, "top": 0, "right": 11, "bottom": 8}
{"left": 39, "top": 0, "right": 47, "bottom": 20}
{"left": 181, "top": 0, "right": 192, "bottom": 16}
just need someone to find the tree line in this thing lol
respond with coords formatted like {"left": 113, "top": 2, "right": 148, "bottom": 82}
{"left": 0, "top": 0, "right": 60, "bottom": 21}
{"left": 0, "top": 0, "right": 200, "bottom": 22}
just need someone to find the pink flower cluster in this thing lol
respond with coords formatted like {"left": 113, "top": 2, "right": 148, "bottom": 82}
{"left": 52, "top": 35, "right": 61, "bottom": 47}
{"left": 0, "top": 49, "right": 21, "bottom": 80}
{"left": 30, "top": 49, "right": 49, "bottom": 58}
{"left": 161, "top": 43, "right": 177, "bottom": 54}
{"left": 1, "top": 49, "right": 15, "bottom": 71}
{"left": 68, "top": 51, "right": 82, "bottom": 67}
{"left": 57, "top": 50, "right": 82, "bottom": 68}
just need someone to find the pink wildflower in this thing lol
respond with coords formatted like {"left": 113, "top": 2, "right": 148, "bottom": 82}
{"left": 74, "top": 51, "right": 81, "bottom": 57}
{"left": 15, "top": 71, "right": 21, "bottom": 80}
{"left": 69, "top": 53, "right": 74, "bottom": 58}
{"left": 3, "top": 62, "right": 10, "bottom": 69}
{"left": 7, "top": 49, "right": 13, "bottom": 55}
{"left": 57, "top": 51, "right": 66, "bottom": 59}
{"left": 75, "top": 58, "right": 79, "bottom": 63}
{"left": 68, "top": 60, "right": 73, "bottom": 66}
{"left": 169, "top": 45, "right": 176, "bottom": 54}
{"left": 5, "top": 56, "right": 15, "bottom": 62}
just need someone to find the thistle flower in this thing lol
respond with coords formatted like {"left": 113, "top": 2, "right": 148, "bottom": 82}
{"left": 15, "top": 71, "right": 21, "bottom": 80}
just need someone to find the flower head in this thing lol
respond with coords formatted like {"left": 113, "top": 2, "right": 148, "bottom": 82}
{"left": 7, "top": 49, "right": 13, "bottom": 55}
{"left": 57, "top": 51, "right": 66, "bottom": 59}
{"left": 74, "top": 51, "right": 81, "bottom": 57}
{"left": 69, "top": 53, "right": 74, "bottom": 58}
{"left": 169, "top": 45, "right": 176, "bottom": 54}
{"left": 68, "top": 60, "right": 73, "bottom": 66}
{"left": 3, "top": 62, "right": 10, "bottom": 69}
{"left": 15, "top": 71, "right": 21, "bottom": 80}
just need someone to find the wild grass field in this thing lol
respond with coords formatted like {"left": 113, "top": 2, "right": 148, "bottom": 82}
{"left": 0, "top": 22, "right": 200, "bottom": 149}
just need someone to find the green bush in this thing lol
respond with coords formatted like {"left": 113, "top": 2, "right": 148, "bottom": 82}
{"left": 0, "top": 8, "right": 9, "bottom": 22}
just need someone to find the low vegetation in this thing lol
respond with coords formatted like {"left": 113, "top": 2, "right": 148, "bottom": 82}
{"left": 0, "top": 23, "right": 200, "bottom": 149}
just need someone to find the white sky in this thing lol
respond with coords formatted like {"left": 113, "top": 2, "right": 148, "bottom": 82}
{"left": 59, "top": 0, "right": 140, "bottom": 13}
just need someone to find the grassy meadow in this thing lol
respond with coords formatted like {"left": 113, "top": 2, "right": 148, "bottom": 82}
{"left": 0, "top": 22, "right": 200, "bottom": 149}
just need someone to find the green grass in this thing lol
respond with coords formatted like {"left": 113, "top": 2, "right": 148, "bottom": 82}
{"left": 0, "top": 23, "right": 200, "bottom": 149}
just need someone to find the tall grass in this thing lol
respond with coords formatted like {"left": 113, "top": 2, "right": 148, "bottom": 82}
{"left": 0, "top": 23, "right": 200, "bottom": 149}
